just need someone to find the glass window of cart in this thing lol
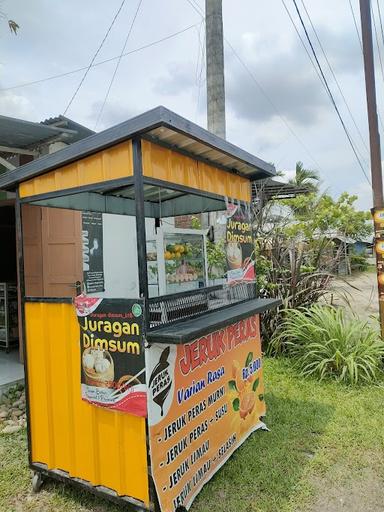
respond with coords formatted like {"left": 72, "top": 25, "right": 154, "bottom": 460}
{"left": 23, "top": 182, "right": 256, "bottom": 309}
{"left": 22, "top": 194, "right": 140, "bottom": 299}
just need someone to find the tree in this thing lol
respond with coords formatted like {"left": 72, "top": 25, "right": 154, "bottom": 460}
{"left": 289, "top": 161, "right": 320, "bottom": 192}
{"left": 283, "top": 192, "right": 371, "bottom": 241}
{"left": 1, "top": 12, "right": 19, "bottom": 34}
{"left": 253, "top": 190, "right": 372, "bottom": 345}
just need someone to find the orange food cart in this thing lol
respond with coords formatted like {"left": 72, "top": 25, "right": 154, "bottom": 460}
{"left": 0, "top": 107, "right": 280, "bottom": 512}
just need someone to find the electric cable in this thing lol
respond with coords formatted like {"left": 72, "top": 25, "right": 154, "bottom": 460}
{"left": 0, "top": 25, "right": 197, "bottom": 93}
{"left": 348, "top": 0, "right": 363, "bottom": 52}
{"left": 185, "top": 0, "right": 323, "bottom": 171}
{"left": 280, "top": 0, "right": 327, "bottom": 90}
{"left": 371, "top": 3, "right": 384, "bottom": 85}
{"left": 94, "top": 0, "right": 143, "bottom": 129}
{"left": 377, "top": 0, "right": 384, "bottom": 48}
{"left": 291, "top": 0, "right": 371, "bottom": 185}
{"left": 63, "top": 0, "right": 128, "bottom": 116}
{"left": 300, "top": 0, "right": 370, "bottom": 157}
{"left": 348, "top": 0, "right": 384, "bottom": 133}
{"left": 369, "top": 2, "right": 384, "bottom": 132}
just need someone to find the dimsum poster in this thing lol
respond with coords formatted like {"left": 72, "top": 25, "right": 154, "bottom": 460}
{"left": 75, "top": 295, "right": 147, "bottom": 417}
{"left": 225, "top": 202, "right": 255, "bottom": 282}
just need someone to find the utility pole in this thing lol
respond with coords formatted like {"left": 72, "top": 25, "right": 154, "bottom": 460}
{"left": 359, "top": 0, "right": 384, "bottom": 336}
{"left": 205, "top": 0, "right": 226, "bottom": 139}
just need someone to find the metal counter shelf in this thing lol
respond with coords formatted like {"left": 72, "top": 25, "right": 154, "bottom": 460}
{"left": 147, "top": 297, "right": 281, "bottom": 344}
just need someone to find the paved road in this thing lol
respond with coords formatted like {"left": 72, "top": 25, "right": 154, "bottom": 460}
{"left": 329, "top": 271, "right": 379, "bottom": 322}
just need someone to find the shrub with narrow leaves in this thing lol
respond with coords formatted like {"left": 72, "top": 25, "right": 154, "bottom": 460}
{"left": 269, "top": 305, "right": 384, "bottom": 385}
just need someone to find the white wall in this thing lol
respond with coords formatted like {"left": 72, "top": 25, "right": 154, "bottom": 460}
{"left": 87, "top": 214, "right": 155, "bottom": 299}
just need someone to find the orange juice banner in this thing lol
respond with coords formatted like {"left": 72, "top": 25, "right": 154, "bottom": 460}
{"left": 146, "top": 314, "right": 266, "bottom": 512}
{"left": 373, "top": 208, "right": 384, "bottom": 301}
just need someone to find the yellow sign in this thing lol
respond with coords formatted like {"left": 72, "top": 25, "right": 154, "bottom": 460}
{"left": 147, "top": 315, "right": 266, "bottom": 512}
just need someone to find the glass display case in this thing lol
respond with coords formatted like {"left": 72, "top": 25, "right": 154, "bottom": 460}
{"left": 146, "top": 240, "right": 159, "bottom": 298}
{"left": 146, "top": 228, "right": 208, "bottom": 297}
{"left": 0, "top": 282, "right": 19, "bottom": 352}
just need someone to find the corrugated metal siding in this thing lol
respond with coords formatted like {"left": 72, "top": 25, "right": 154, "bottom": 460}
{"left": 141, "top": 139, "right": 251, "bottom": 202}
{"left": 25, "top": 302, "right": 149, "bottom": 505}
{"left": 19, "top": 141, "right": 133, "bottom": 198}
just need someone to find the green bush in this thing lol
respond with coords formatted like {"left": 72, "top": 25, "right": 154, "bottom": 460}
{"left": 350, "top": 251, "right": 369, "bottom": 272}
{"left": 268, "top": 305, "right": 384, "bottom": 385}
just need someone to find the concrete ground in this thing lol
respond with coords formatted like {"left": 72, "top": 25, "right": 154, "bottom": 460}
{"left": 328, "top": 270, "right": 379, "bottom": 322}
{"left": 0, "top": 350, "right": 24, "bottom": 398}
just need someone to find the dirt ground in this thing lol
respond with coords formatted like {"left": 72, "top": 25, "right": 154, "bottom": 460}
{"left": 309, "top": 468, "right": 384, "bottom": 512}
{"left": 307, "top": 270, "right": 383, "bottom": 512}
{"left": 328, "top": 270, "right": 379, "bottom": 322}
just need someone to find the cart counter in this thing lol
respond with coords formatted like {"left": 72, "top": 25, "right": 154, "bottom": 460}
{"left": 146, "top": 298, "right": 280, "bottom": 512}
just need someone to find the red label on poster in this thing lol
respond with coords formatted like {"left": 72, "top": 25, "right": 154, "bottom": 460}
{"left": 146, "top": 314, "right": 266, "bottom": 512}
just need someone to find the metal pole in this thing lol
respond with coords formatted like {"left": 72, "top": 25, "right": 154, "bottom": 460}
{"left": 205, "top": 0, "right": 226, "bottom": 139}
{"left": 359, "top": 0, "right": 384, "bottom": 336}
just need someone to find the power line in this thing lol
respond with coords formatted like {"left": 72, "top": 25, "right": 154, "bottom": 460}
{"left": 0, "top": 25, "right": 197, "bottom": 93}
{"left": 94, "top": 0, "right": 143, "bottom": 129}
{"left": 185, "top": 0, "right": 323, "bottom": 170}
{"left": 280, "top": 0, "right": 326, "bottom": 90}
{"left": 377, "top": 0, "right": 384, "bottom": 47}
{"left": 283, "top": 0, "right": 368, "bottom": 167}
{"left": 369, "top": 2, "right": 384, "bottom": 132}
{"left": 371, "top": 2, "right": 384, "bottom": 84}
{"left": 348, "top": 0, "right": 363, "bottom": 52}
{"left": 291, "top": 0, "right": 371, "bottom": 184}
{"left": 299, "top": 0, "right": 370, "bottom": 158}
{"left": 63, "top": 0, "right": 128, "bottom": 115}
{"left": 348, "top": 0, "right": 384, "bottom": 133}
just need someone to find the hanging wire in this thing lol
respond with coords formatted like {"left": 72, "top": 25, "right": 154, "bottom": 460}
{"left": 184, "top": 0, "right": 323, "bottom": 171}
{"left": 94, "top": 0, "right": 143, "bottom": 129}
{"left": 63, "top": 0, "right": 128, "bottom": 116}
{"left": 299, "top": 0, "right": 369, "bottom": 159}
{"left": 1, "top": 25, "right": 198, "bottom": 93}
{"left": 290, "top": 0, "right": 371, "bottom": 184}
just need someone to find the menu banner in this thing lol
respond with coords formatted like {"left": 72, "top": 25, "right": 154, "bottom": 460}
{"left": 225, "top": 201, "right": 255, "bottom": 283}
{"left": 373, "top": 208, "right": 384, "bottom": 301}
{"left": 82, "top": 211, "right": 104, "bottom": 294}
{"left": 147, "top": 314, "right": 266, "bottom": 512}
{"left": 75, "top": 296, "right": 146, "bottom": 417}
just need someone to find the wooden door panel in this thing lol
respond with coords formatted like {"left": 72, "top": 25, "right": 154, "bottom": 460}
{"left": 22, "top": 205, "right": 43, "bottom": 296}
{"left": 42, "top": 208, "right": 82, "bottom": 297}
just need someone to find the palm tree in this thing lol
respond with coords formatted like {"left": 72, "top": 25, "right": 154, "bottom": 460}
{"left": 289, "top": 161, "right": 320, "bottom": 192}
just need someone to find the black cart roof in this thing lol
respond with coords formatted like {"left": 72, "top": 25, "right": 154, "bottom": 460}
{"left": 0, "top": 106, "right": 275, "bottom": 191}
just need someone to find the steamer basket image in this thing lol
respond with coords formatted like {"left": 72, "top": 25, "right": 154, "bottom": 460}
{"left": 82, "top": 348, "right": 114, "bottom": 388}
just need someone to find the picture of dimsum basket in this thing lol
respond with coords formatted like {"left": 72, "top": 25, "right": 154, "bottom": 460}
{"left": 82, "top": 348, "right": 114, "bottom": 388}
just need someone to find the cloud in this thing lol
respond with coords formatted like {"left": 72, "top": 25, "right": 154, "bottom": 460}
{"left": 0, "top": 89, "right": 36, "bottom": 119}
{"left": 226, "top": 24, "right": 362, "bottom": 127}
{"left": 152, "top": 61, "right": 197, "bottom": 96}
{"left": 89, "top": 100, "right": 140, "bottom": 131}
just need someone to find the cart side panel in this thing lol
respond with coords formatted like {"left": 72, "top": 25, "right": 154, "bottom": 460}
{"left": 19, "top": 140, "right": 134, "bottom": 198}
{"left": 141, "top": 139, "right": 251, "bottom": 202}
{"left": 147, "top": 314, "right": 266, "bottom": 512}
{"left": 25, "top": 301, "right": 150, "bottom": 506}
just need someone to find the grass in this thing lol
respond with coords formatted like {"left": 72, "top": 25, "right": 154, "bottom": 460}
{"left": 1, "top": 358, "right": 384, "bottom": 512}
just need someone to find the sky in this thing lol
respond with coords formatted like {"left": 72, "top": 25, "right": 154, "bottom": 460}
{"left": 0, "top": 0, "right": 381, "bottom": 211}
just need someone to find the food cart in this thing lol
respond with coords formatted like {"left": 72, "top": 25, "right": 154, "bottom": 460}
{"left": 0, "top": 107, "right": 280, "bottom": 512}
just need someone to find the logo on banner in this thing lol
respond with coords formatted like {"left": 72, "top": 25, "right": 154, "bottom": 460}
{"left": 148, "top": 347, "right": 173, "bottom": 417}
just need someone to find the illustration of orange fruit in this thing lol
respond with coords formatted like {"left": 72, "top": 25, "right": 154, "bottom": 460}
{"left": 239, "top": 392, "right": 256, "bottom": 420}
{"left": 232, "top": 360, "right": 240, "bottom": 379}
{"left": 235, "top": 369, "right": 246, "bottom": 393}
